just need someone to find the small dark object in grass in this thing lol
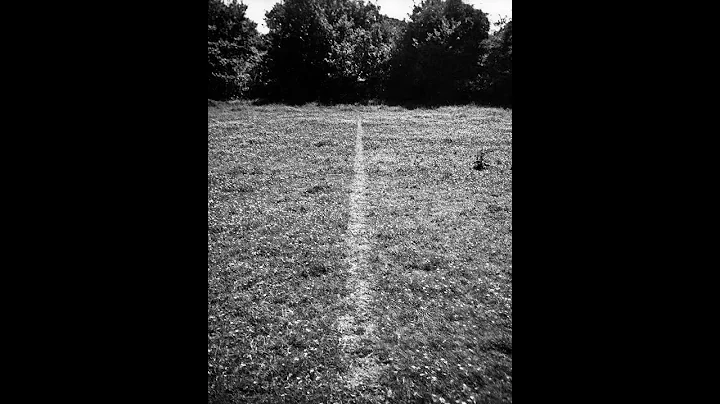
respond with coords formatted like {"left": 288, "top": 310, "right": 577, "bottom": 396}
{"left": 420, "top": 263, "right": 433, "bottom": 271}
{"left": 301, "top": 262, "right": 328, "bottom": 278}
{"left": 409, "top": 257, "right": 442, "bottom": 272}
{"left": 314, "top": 140, "right": 333, "bottom": 147}
{"left": 473, "top": 152, "right": 488, "bottom": 171}
{"left": 221, "top": 182, "right": 253, "bottom": 193}
{"left": 306, "top": 184, "right": 331, "bottom": 194}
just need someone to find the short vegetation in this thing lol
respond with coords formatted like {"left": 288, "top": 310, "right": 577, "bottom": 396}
{"left": 208, "top": 0, "right": 512, "bottom": 106}
{"left": 208, "top": 103, "right": 512, "bottom": 403}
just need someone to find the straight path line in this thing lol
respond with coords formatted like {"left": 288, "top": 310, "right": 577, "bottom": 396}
{"left": 338, "top": 116, "right": 381, "bottom": 390}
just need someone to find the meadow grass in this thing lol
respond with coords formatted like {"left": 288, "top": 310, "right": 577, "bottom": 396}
{"left": 208, "top": 101, "right": 512, "bottom": 403}
{"left": 362, "top": 107, "right": 512, "bottom": 403}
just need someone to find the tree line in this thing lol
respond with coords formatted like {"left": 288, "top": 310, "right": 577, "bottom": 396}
{"left": 208, "top": 0, "right": 512, "bottom": 106}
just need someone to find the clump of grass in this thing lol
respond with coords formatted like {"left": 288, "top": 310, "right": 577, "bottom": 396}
{"left": 473, "top": 151, "right": 488, "bottom": 170}
{"left": 306, "top": 184, "right": 331, "bottom": 194}
{"left": 220, "top": 183, "right": 253, "bottom": 194}
{"left": 300, "top": 262, "right": 330, "bottom": 278}
{"left": 408, "top": 257, "right": 443, "bottom": 272}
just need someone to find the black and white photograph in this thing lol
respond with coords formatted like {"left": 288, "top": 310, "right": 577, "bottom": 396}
{"left": 208, "top": 0, "right": 512, "bottom": 402}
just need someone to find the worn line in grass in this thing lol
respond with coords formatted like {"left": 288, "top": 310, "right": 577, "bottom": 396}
{"left": 338, "top": 116, "right": 381, "bottom": 391}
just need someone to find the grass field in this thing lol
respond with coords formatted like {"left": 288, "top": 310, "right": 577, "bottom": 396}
{"left": 208, "top": 101, "right": 512, "bottom": 403}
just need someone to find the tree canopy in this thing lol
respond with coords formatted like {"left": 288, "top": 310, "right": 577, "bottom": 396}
{"left": 207, "top": 0, "right": 261, "bottom": 99}
{"left": 387, "top": 0, "right": 490, "bottom": 103}
{"left": 207, "top": 0, "right": 511, "bottom": 106}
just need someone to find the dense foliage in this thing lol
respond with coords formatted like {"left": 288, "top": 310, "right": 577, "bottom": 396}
{"left": 208, "top": 0, "right": 262, "bottom": 99}
{"left": 261, "top": 0, "right": 397, "bottom": 102}
{"left": 386, "top": 0, "right": 489, "bottom": 103}
{"left": 478, "top": 20, "right": 512, "bottom": 105}
{"left": 207, "top": 0, "right": 512, "bottom": 106}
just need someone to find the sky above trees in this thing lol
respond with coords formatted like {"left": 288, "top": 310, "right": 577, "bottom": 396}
{"left": 240, "top": 0, "right": 512, "bottom": 33}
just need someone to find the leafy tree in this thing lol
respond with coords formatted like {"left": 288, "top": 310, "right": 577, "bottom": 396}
{"left": 475, "top": 19, "right": 512, "bottom": 105}
{"left": 322, "top": 4, "right": 397, "bottom": 101}
{"left": 263, "top": 0, "right": 333, "bottom": 101}
{"left": 208, "top": 0, "right": 261, "bottom": 100}
{"left": 262, "top": 0, "right": 398, "bottom": 102}
{"left": 387, "top": 0, "right": 490, "bottom": 103}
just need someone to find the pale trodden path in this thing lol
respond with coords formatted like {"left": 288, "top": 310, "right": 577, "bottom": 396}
{"left": 338, "top": 116, "right": 382, "bottom": 392}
